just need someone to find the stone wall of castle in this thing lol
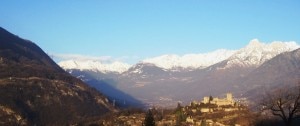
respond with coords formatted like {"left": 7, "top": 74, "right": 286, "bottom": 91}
{"left": 201, "top": 93, "right": 234, "bottom": 106}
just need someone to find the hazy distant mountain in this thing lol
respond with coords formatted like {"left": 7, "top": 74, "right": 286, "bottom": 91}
{"left": 59, "top": 60, "right": 131, "bottom": 73}
{"left": 194, "top": 39, "right": 300, "bottom": 97}
{"left": 64, "top": 69, "right": 145, "bottom": 108}
{"left": 241, "top": 48, "right": 300, "bottom": 99}
{"left": 0, "top": 27, "right": 116, "bottom": 125}
{"left": 58, "top": 39, "right": 298, "bottom": 73}
{"left": 217, "top": 39, "right": 298, "bottom": 69}
{"left": 58, "top": 39, "right": 299, "bottom": 107}
{"left": 142, "top": 49, "right": 236, "bottom": 70}
{"left": 124, "top": 63, "right": 170, "bottom": 77}
{"left": 58, "top": 50, "right": 236, "bottom": 73}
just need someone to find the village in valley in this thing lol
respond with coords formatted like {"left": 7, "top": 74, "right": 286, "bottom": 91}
{"left": 100, "top": 93, "right": 252, "bottom": 126}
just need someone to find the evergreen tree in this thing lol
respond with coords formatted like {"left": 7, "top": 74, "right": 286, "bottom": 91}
{"left": 144, "top": 109, "right": 155, "bottom": 126}
{"left": 175, "top": 102, "right": 182, "bottom": 112}
{"left": 175, "top": 103, "right": 186, "bottom": 125}
{"left": 209, "top": 95, "right": 213, "bottom": 104}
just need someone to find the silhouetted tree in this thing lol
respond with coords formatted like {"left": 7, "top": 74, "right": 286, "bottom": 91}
{"left": 174, "top": 103, "right": 186, "bottom": 125}
{"left": 209, "top": 95, "right": 213, "bottom": 104}
{"left": 144, "top": 109, "right": 155, "bottom": 126}
{"left": 209, "top": 95, "right": 213, "bottom": 101}
{"left": 261, "top": 86, "right": 300, "bottom": 126}
{"left": 201, "top": 119, "right": 206, "bottom": 126}
{"left": 175, "top": 102, "right": 182, "bottom": 112}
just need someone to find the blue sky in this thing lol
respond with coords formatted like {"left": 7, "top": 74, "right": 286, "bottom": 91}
{"left": 1, "top": 0, "right": 299, "bottom": 63}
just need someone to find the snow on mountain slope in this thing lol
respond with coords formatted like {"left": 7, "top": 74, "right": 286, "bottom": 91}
{"left": 142, "top": 49, "right": 237, "bottom": 70}
{"left": 224, "top": 39, "right": 299, "bottom": 68}
{"left": 58, "top": 39, "right": 299, "bottom": 73}
{"left": 58, "top": 60, "right": 131, "bottom": 73}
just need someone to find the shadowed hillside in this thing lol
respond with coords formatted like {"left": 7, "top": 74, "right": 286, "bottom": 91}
{"left": 0, "top": 27, "right": 116, "bottom": 125}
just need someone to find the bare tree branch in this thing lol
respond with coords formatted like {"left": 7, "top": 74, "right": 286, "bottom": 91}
{"left": 261, "top": 85, "right": 300, "bottom": 126}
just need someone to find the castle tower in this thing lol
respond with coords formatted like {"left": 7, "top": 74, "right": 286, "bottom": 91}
{"left": 227, "top": 93, "right": 233, "bottom": 101}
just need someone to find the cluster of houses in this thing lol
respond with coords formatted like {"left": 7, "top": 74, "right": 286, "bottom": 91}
{"left": 101, "top": 113, "right": 144, "bottom": 126}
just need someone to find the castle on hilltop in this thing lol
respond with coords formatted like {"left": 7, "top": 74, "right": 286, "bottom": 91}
{"left": 202, "top": 93, "right": 235, "bottom": 106}
{"left": 180, "top": 93, "right": 244, "bottom": 125}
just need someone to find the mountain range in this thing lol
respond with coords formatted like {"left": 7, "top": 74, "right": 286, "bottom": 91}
{"left": 59, "top": 39, "right": 300, "bottom": 107}
{"left": 2, "top": 25, "right": 299, "bottom": 125}
{"left": 0, "top": 27, "right": 116, "bottom": 125}
{"left": 59, "top": 39, "right": 298, "bottom": 72}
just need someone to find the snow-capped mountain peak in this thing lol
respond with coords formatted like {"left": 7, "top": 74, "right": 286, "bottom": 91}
{"left": 142, "top": 49, "right": 237, "bottom": 70}
{"left": 246, "top": 39, "right": 263, "bottom": 48}
{"left": 58, "top": 60, "right": 131, "bottom": 73}
{"left": 225, "top": 39, "right": 299, "bottom": 68}
{"left": 58, "top": 39, "right": 299, "bottom": 73}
